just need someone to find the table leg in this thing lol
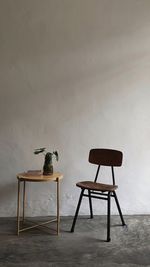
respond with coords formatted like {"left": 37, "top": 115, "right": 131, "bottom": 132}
{"left": 56, "top": 177, "right": 60, "bottom": 235}
{"left": 22, "top": 181, "right": 26, "bottom": 223}
{"left": 17, "top": 180, "right": 21, "bottom": 236}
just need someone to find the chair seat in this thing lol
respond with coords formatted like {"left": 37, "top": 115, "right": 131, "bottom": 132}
{"left": 76, "top": 181, "right": 118, "bottom": 192}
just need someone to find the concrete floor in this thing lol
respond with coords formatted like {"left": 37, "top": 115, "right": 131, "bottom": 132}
{"left": 0, "top": 215, "right": 150, "bottom": 267}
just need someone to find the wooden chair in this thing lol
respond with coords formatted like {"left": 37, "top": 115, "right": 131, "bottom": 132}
{"left": 71, "top": 148, "right": 126, "bottom": 242}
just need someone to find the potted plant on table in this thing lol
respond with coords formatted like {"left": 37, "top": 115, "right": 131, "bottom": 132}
{"left": 34, "top": 148, "right": 59, "bottom": 175}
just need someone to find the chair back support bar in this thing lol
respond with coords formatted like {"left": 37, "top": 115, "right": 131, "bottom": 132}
{"left": 94, "top": 165, "right": 100, "bottom": 183}
{"left": 89, "top": 149, "right": 123, "bottom": 167}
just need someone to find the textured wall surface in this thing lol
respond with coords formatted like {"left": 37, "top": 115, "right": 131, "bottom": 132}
{"left": 0, "top": 0, "right": 150, "bottom": 216}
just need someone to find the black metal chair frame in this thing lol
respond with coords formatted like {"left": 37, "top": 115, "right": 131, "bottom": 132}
{"left": 71, "top": 149, "right": 126, "bottom": 242}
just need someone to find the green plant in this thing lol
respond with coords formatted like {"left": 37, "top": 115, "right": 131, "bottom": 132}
{"left": 34, "top": 148, "right": 59, "bottom": 175}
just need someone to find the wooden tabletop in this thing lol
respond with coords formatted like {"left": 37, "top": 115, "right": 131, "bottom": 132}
{"left": 17, "top": 170, "right": 63, "bottom": 182}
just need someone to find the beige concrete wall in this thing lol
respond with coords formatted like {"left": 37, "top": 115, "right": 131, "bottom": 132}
{"left": 0, "top": 0, "right": 150, "bottom": 216}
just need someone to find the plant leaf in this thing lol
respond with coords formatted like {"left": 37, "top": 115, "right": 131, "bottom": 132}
{"left": 34, "top": 148, "right": 46, "bottom": 154}
{"left": 53, "top": 151, "right": 59, "bottom": 161}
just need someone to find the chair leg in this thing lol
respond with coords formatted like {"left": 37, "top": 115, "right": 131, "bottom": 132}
{"left": 88, "top": 190, "right": 93, "bottom": 219}
{"left": 107, "top": 192, "right": 111, "bottom": 242}
{"left": 113, "top": 191, "right": 126, "bottom": 226}
{"left": 71, "top": 189, "right": 84, "bottom": 233}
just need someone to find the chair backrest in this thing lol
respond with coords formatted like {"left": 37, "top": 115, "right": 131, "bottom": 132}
{"left": 89, "top": 149, "right": 123, "bottom": 167}
{"left": 89, "top": 149, "right": 123, "bottom": 184}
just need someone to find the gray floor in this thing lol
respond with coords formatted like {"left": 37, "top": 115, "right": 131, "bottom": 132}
{"left": 0, "top": 215, "right": 150, "bottom": 267}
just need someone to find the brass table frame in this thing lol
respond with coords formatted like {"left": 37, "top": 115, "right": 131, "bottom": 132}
{"left": 17, "top": 171, "right": 63, "bottom": 236}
